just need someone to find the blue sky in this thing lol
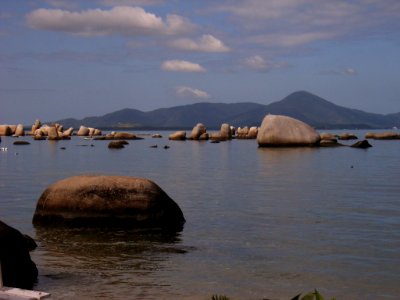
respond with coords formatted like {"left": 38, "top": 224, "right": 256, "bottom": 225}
{"left": 1, "top": 0, "right": 399, "bottom": 124}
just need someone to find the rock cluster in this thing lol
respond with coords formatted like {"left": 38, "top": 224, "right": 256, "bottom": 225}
{"left": 236, "top": 126, "right": 258, "bottom": 139}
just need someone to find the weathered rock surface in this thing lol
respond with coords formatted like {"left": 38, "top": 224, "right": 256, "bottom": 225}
{"left": 257, "top": 114, "right": 321, "bottom": 147}
{"left": 169, "top": 131, "right": 186, "bottom": 141}
{"left": 32, "top": 175, "right": 185, "bottom": 229}
{"left": 0, "top": 220, "right": 38, "bottom": 289}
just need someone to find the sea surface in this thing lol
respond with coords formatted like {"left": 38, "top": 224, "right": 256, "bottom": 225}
{"left": 0, "top": 130, "right": 399, "bottom": 300}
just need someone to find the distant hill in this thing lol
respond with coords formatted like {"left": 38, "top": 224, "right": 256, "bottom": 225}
{"left": 55, "top": 91, "right": 400, "bottom": 129}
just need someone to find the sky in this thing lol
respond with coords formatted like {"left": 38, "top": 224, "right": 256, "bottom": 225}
{"left": 0, "top": 0, "right": 399, "bottom": 125}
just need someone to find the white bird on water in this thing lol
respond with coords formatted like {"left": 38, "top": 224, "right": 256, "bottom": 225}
{"left": 0, "top": 147, "right": 8, "bottom": 152}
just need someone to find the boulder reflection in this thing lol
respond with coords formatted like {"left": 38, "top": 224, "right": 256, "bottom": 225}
{"left": 33, "top": 227, "right": 190, "bottom": 297}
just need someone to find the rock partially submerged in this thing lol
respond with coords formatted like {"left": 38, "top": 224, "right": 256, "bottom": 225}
{"left": 351, "top": 140, "right": 372, "bottom": 148}
{"left": 365, "top": 132, "right": 400, "bottom": 140}
{"left": 257, "top": 114, "right": 320, "bottom": 147}
{"left": 169, "top": 131, "right": 186, "bottom": 141}
{"left": 0, "top": 220, "right": 38, "bottom": 289}
{"left": 32, "top": 175, "right": 185, "bottom": 230}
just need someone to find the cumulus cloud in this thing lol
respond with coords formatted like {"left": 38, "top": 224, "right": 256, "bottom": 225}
{"left": 242, "top": 55, "right": 288, "bottom": 72}
{"left": 242, "top": 55, "right": 268, "bottom": 71}
{"left": 26, "top": 6, "right": 195, "bottom": 36}
{"left": 161, "top": 60, "right": 206, "bottom": 72}
{"left": 175, "top": 86, "right": 210, "bottom": 99}
{"left": 169, "top": 34, "right": 230, "bottom": 52}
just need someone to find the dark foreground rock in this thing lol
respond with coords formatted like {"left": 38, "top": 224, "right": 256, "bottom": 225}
{"left": 32, "top": 175, "right": 185, "bottom": 230}
{"left": 0, "top": 220, "right": 38, "bottom": 289}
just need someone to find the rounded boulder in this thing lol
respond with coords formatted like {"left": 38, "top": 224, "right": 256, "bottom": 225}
{"left": 257, "top": 114, "right": 321, "bottom": 147}
{"left": 32, "top": 175, "right": 185, "bottom": 230}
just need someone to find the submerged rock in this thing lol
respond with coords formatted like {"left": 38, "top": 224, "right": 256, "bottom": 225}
{"left": 257, "top": 114, "right": 320, "bottom": 147}
{"left": 0, "top": 220, "right": 38, "bottom": 289}
{"left": 169, "top": 131, "right": 186, "bottom": 141}
{"left": 13, "top": 140, "right": 30, "bottom": 145}
{"left": 351, "top": 140, "right": 372, "bottom": 148}
{"left": 365, "top": 132, "right": 400, "bottom": 140}
{"left": 108, "top": 140, "right": 126, "bottom": 149}
{"left": 32, "top": 175, "right": 185, "bottom": 230}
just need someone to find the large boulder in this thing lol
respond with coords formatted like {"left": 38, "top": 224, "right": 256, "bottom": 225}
{"left": 0, "top": 125, "right": 12, "bottom": 136}
{"left": 63, "top": 127, "right": 74, "bottom": 137}
{"left": 77, "top": 125, "right": 90, "bottom": 136}
{"left": 219, "top": 123, "right": 232, "bottom": 140}
{"left": 169, "top": 131, "right": 186, "bottom": 141}
{"left": 15, "top": 124, "right": 25, "bottom": 136}
{"left": 32, "top": 175, "right": 185, "bottom": 230}
{"left": 0, "top": 220, "right": 38, "bottom": 289}
{"left": 257, "top": 114, "right": 321, "bottom": 147}
{"left": 47, "top": 126, "right": 61, "bottom": 140}
{"left": 189, "top": 123, "right": 207, "bottom": 140}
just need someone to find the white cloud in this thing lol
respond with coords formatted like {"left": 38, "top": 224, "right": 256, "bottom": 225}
{"left": 343, "top": 68, "right": 357, "bottom": 76}
{"left": 26, "top": 6, "right": 194, "bottom": 36}
{"left": 175, "top": 86, "right": 210, "bottom": 99}
{"left": 100, "top": 0, "right": 163, "bottom": 6}
{"left": 243, "top": 55, "right": 268, "bottom": 71}
{"left": 169, "top": 34, "right": 230, "bottom": 52}
{"left": 161, "top": 60, "right": 206, "bottom": 72}
{"left": 250, "top": 32, "right": 336, "bottom": 47}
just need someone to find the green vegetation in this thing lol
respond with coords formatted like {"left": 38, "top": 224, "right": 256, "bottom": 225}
{"left": 291, "top": 289, "right": 336, "bottom": 300}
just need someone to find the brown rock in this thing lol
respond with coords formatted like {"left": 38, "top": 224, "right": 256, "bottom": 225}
{"left": 113, "top": 132, "right": 138, "bottom": 140}
{"left": 77, "top": 125, "right": 90, "bottom": 136}
{"left": 0, "top": 125, "right": 12, "bottom": 136}
{"left": 338, "top": 133, "right": 358, "bottom": 140}
{"left": 15, "top": 124, "right": 25, "bottom": 136}
{"left": 365, "top": 132, "right": 400, "bottom": 140}
{"left": 169, "top": 131, "right": 186, "bottom": 141}
{"left": 32, "top": 175, "right": 185, "bottom": 229}
{"left": 190, "top": 123, "right": 207, "bottom": 140}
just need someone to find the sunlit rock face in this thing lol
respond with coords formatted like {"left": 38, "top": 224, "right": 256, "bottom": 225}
{"left": 257, "top": 114, "right": 320, "bottom": 147}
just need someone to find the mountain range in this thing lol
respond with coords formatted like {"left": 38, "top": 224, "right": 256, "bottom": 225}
{"left": 56, "top": 91, "right": 400, "bottom": 130}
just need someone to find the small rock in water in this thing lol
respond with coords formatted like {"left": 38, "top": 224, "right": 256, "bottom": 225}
{"left": 60, "top": 147, "right": 66, "bottom": 150}
{"left": 150, "top": 144, "right": 158, "bottom": 148}
{"left": 164, "top": 145, "right": 170, "bottom": 149}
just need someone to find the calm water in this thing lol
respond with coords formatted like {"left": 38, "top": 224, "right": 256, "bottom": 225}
{"left": 0, "top": 131, "right": 399, "bottom": 299}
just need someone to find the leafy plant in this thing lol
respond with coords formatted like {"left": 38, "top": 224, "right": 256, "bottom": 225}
{"left": 291, "top": 289, "right": 335, "bottom": 300}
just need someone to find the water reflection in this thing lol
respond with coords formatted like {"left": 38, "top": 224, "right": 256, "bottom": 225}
{"left": 33, "top": 227, "right": 191, "bottom": 299}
